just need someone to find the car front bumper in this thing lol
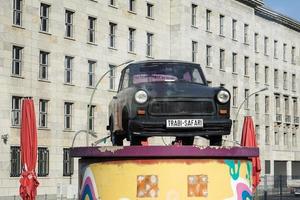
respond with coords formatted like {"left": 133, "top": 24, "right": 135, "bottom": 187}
{"left": 129, "top": 117, "right": 232, "bottom": 137}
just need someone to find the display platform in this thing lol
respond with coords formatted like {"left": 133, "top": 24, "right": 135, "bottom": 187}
{"left": 71, "top": 146, "right": 259, "bottom": 200}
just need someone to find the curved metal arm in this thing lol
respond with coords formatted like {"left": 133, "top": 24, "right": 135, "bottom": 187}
{"left": 86, "top": 59, "right": 134, "bottom": 146}
{"left": 71, "top": 130, "right": 97, "bottom": 148}
{"left": 234, "top": 87, "right": 268, "bottom": 122}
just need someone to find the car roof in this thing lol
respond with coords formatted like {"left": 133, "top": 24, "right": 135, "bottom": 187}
{"left": 130, "top": 59, "right": 197, "bottom": 65}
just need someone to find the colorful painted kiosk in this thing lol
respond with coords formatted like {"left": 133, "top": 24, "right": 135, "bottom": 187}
{"left": 70, "top": 146, "right": 259, "bottom": 200}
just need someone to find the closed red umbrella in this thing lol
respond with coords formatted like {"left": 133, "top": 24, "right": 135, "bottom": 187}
{"left": 19, "top": 98, "right": 39, "bottom": 200}
{"left": 241, "top": 116, "right": 261, "bottom": 192}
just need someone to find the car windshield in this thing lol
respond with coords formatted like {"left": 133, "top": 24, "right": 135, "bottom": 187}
{"left": 128, "top": 63, "right": 204, "bottom": 85}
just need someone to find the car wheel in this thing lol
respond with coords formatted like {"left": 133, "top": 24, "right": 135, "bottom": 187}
{"left": 209, "top": 136, "right": 223, "bottom": 146}
{"left": 109, "top": 117, "right": 124, "bottom": 146}
{"left": 175, "top": 137, "right": 194, "bottom": 145}
{"left": 129, "top": 135, "right": 142, "bottom": 146}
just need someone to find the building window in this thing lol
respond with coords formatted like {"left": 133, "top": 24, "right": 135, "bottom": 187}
{"left": 283, "top": 43, "right": 287, "bottom": 61}
{"left": 292, "top": 133, "right": 297, "bottom": 147}
{"left": 274, "top": 69, "right": 278, "bottom": 88}
{"left": 88, "top": 60, "right": 96, "bottom": 87}
{"left": 109, "top": 0, "right": 116, "bottom": 6}
{"left": 206, "top": 45, "right": 212, "bottom": 66}
{"left": 64, "top": 56, "right": 73, "bottom": 84}
{"left": 192, "top": 41, "right": 198, "bottom": 62}
{"left": 206, "top": 10, "right": 211, "bottom": 31}
{"left": 264, "top": 36, "right": 268, "bottom": 55}
{"left": 191, "top": 4, "right": 197, "bottom": 27}
{"left": 38, "top": 147, "right": 49, "bottom": 177}
{"left": 292, "top": 74, "right": 296, "bottom": 91}
{"left": 244, "top": 89, "right": 249, "bottom": 109}
{"left": 293, "top": 98, "right": 298, "bottom": 119}
{"left": 109, "top": 64, "right": 116, "bottom": 90}
{"left": 284, "top": 132, "right": 288, "bottom": 146}
{"left": 88, "top": 16, "right": 96, "bottom": 43}
{"left": 283, "top": 71, "right": 287, "bottom": 90}
{"left": 65, "top": 10, "right": 74, "bottom": 38}
{"left": 232, "top": 86, "right": 237, "bottom": 107}
{"left": 265, "top": 160, "right": 270, "bottom": 174}
{"left": 63, "top": 148, "right": 74, "bottom": 176}
{"left": 40, "top": 3, "right": 50, "bottom": 32}
{"left": 275, "top": 95, "right": 281, "bottom": 116}
{"left": 109, "top": 22, "right": 117, "bottom": 48}
{"left": 274, "top": 40, "right": 278, "bottom": 58}
{"left": 10, "top": 146, "right": 21, "bottom": 177}
{"left": 88, "top": 105, "right": 95, "bottom": 131}
{"left": 146, "top": 32, "right": 153, "bottom": 57}
{"left": 146, "top": 3, "right": 153, "bottom": 18}
{"left": 255, "top": 63, "right": 259, "bottom": 82}
{"left": 64, "top": 102, "right": 72, "bottom": 130}
{"left": 232, "top": 120, "right": 237, "bottom": 141}
{"left": 274, "top": 131, "right": 279, "bottom": 145}
{"left": 39, "top": 99, "right": 48, "bottom": 128}
{"left": 292, "top": 46, "right": 296, "bottom": 64}
{"left": 232, "top": 19, "right": 237, "bottom": 40}
{"left": 265, "top": 96, "right": 269, "bottom": 114}
{"left": 255, "top": 94, "right": 259, "bottom": 113}
{"left": 220, "top": 49, "right": 225, "bottom": 70}
{"left": 128, "top": 28, "right": 135, "bottom": 52}
{"left": 255, "top": 125, "right": 260, "bottom": 144}
{"left": 264, "top": 66, "right": 269, "bottom": 85}
{"left": 254, "top": 33, "right": 258, "bottom": 52}
{"left": 39, "top": 51, "right": 49, "bottom": 80}
{"left": 265, "top": 126, "right": 270, "bottom": 145}
{"left": 232, "top": 53, "right": 237, "bottom": 73}
{"left": 129, "top": 0, "right": 136, "bottom": 12}
{"left": 12, "top": 45, "right": 23, "bottom": 76}
{"left": 11, "top": 96, "right": 22, "bottom": 126}
{"left": 244, "top": 56, "right": 249, "bottom": 76}
{"left": 244, "top": 24, "right": 248, "bottom": 44}
{"left": 219, "top": 15, "right": 224, "bottom": 35}
{"left": 13, "top": 0, "right": 22, "bottom": 26}
{"left": 284, "top": 96, "right": 289, "bottom": 116}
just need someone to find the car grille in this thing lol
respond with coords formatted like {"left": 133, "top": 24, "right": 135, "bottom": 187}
{"left": 149, "top": 100, "right": 215, "bottom": 116}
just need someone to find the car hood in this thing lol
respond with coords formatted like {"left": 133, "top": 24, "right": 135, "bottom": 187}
{"left": 135, "top": 82, "right": 218, "bottom": 98}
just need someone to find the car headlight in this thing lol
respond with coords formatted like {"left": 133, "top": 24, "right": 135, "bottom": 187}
{"left": 135, "top": 90, "right": 148, "bottom": 104}
{"left": 217, "top": 90, "right": 230, "bottom": 103}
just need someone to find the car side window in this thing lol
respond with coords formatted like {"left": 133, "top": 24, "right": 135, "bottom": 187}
{"left": 192, "top": 68, "right": 203, "bottom": 84}
{"left": 121, "top": 68, "right": 129, "bottom": 90}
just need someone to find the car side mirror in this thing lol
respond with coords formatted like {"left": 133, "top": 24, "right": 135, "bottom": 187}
{"left": 113, "top": 96, "right": 117, "bottom": 99}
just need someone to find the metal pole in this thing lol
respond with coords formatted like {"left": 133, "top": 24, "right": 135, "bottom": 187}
{"left": 233, "top": 87, "right": 268, "bottom": 143}
{"left": 279, "top": 175, "right": 282, "bottom": 200}
{"left": 86, "top": 60, "right": 134, "bottom": 146}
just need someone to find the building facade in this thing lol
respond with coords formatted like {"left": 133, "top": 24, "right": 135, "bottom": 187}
{"left": 0, "top": 0, "right": 299, "bottom": 198}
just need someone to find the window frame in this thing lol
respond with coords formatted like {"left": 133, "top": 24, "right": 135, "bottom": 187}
{"left": 10, "top": 146, "right": 21, "bottom": 177}
{"left": 219, "top": 49, "right": 225, "bottom": 70}
{"left": 11, "top": 96, "right": 22, "bottom": 126}
{"left": 109, "top": 64, "right": 116, "bottom": 90}
{"left": 206, "top": 45, "right": 212, "bottom": 67}
{"left": 39, "top": 51, "right": 49, "bottom": 80}
{"left": 88, "top": 105, "right": 95, "bottom": 131}
{"left": 109, "top": 22, "right": 117, "bottom": 48}
{"left": 191, "top": 4, "right": 197, "bottom": 27}
{"left": 39, "top": 99, "right": 48, "bottom": 128}
{"left": 63, "top": 148, "right": 74, "bottom": 176}
{"left": 146, "top": 32, "right": 153, "bottom": 57}
{"left": 192, "top": 41, "right": 198, "bottom": 63}
{"left": 40, "top": 3, "right": 50, "bottom": 32}
{"left": 65, "top": 10, "right": 74, "bottom": 38}
{"left": 64, "top": 56, "right": 73, "bottom": 84}
{"left": 88, "top": 16, "right": 96, "bottom": 43}
{"left": 12, "top": 45, "right": 23, "bottom": 76}
{"left": 88, "top": 60, "right": 96, "bottom": 87}
{"left": 38, "top": 147, "right": 49, "bottom": 177}
{"left": 13, "top": 0, "right": 22, "bottom": 26}
{"left": 128, "top": 27, "right": 136, "bottom": 52}
{"left": 146, "top": 2, "right": 154, "bottom": 18}
{"left": 64, "top": 102, "right": 73, "bottom": 130}
{"left": 206, "top": 10, "right": 211, "bottom": 32}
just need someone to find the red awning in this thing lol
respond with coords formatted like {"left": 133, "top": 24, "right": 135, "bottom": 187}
{"left": 20, "top": 98, "right": 39, "bottom": 200}
{"left": 241, "top": 116, "right": 261, "bottom": 192}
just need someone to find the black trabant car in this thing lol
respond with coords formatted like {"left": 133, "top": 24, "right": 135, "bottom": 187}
{"left": 108, "top": 60, "right": 232, "bottom": 145}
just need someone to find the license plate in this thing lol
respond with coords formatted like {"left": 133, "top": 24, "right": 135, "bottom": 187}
{"left": 166, "top": 119, "right": 203, "bottom": 128}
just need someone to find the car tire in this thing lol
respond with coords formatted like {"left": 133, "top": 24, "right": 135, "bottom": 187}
{"left": 109, "top": 117, "right": 124, "bottom": 146}
{"left": 129, "top": 135, "right": 142, "bottom": 146}
{"left": 209, "top": 136, "right": 223, "bottom": 146}
{"left": 175, "top": 137, "right": 194, "bottom": 145}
